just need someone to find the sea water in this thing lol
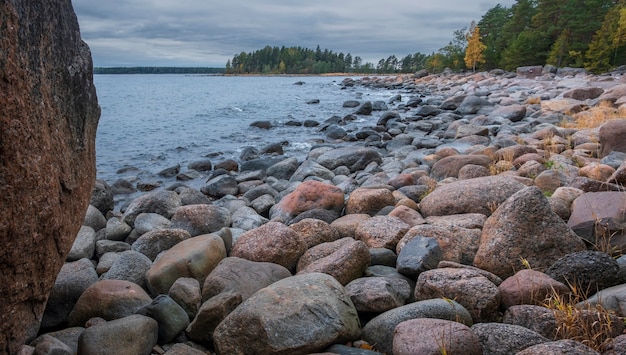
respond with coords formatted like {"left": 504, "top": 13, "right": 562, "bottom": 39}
{"left": 94, "top": 74, "right": 401, "bottom": 189}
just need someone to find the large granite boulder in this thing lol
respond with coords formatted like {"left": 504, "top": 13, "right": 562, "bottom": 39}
{"left": 68, "top": 280, "right": 152, "bottom": 327}
{"left": 230, "top": 221, "right": 307, "bottom": 270}
{"left": 213, "top": 273, "right": 361, "bottom": 355}
{"left": 419, "top": 176, "right": 526, "bottom": 217}
{"left": 122, "top": 190, "right": 182, "bottom": 226}
{"left": 361, "top": 298, "right": 473, "bottom": 355}
{"left": 393, "top": 318, "right": 482, "bottom": 355}
{"left": 77, "top": 315, "right": 158, "bottom": 355}
{"left": 269, "top": 180, "right": 345, "bottom": 222}
{"left": 315, "top": 146, "right": 383, "bottom": 173}
{"left": 145, "top": 234, "right": 226, "bottom": 295}
{"left": 188, "top": 257, "right": 291, "bottom": 344}
{"left": 345, "top": 187, "right": 396, "bottom": 216}
{"left": 201, "top": 257, "right": 291, "bottom": 302}
{"left": 0, "top": 1, "right": 100, "bottom": 350}
{"left": 170, "top": 204, "right": 231, "bottom": 237}
{"left": 41, "top": 259, "right": 98, "bottom": 329}
{"left": 296, "top": 237, "right": 370, "bottom": 285}
{"left": 474, "top": 186, "right": 586, "bottom": 279}
{"left": 471, "top": 322, "right": 550, "bottom": 354}
{"left": 599, "top": 119, "right": 626, "bottom": 158}
{"left": 567, "top": 192, "right": 626, "bottom": 254}
{"left": 431, "top": 154, "right": 491, "bottom": 180}
{"left": 414, "top": 268, "right": 501, "bottom": 322}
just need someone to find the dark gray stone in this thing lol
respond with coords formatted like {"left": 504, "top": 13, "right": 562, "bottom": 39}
{"left": 396, "top": 236, "right": 442, "bottom": 277}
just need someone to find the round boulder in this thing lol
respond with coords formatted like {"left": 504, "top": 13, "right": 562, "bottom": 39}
{"left": 68, "top": 280, "right": 152, "bottom": 327}
{"left": 77, "top": 315, "right": 158, "bottom": 355}
{"left": 230, "top": 221, "right": 306, "bottom": 271}
{"left": 296, "top": 237, "right": 370, "bottom": 285}
{"left": 170, "top": 204, "right": 232, "bottom": 237}
{"left": 145, "top": 234, "right": 226, "bottom": 295}
{"left": 213, "top": 273, "right": 361, "bottom": 355}
{"left": 393, "top": 318, "right": 482, "bottom": 355}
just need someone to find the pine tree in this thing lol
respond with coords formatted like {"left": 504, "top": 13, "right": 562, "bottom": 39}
{"left": 465, "top": 23, "right": 487, "bottom": 71}
{"left": 585, "top": 1, "right": 626, "bottom": 73}
{"left": 478, "top": 4, "right": 512, "bottom": 69}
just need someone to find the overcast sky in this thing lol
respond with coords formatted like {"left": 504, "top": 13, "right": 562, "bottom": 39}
{"left": 72, "top": 0, "right": 517, "bottom": 68}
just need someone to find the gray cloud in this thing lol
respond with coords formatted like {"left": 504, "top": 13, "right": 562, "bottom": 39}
{"left": 73, "top": 0, "right": 516, "bottom": 67}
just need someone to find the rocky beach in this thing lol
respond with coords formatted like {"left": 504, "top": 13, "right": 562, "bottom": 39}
{"left": 27, "top": 66, "right": 626, "bottom": 354}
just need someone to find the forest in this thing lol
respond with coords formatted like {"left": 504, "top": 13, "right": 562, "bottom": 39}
{"left": 226, "top": 0, "right": 626, "bottom": 75}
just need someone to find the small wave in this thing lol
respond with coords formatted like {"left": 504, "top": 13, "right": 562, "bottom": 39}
{"left": 287, "top": 141, "right": 312, "bottom": 150}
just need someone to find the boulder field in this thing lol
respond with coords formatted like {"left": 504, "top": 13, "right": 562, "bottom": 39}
{"left": 27, "top": 67, "right": 626, "bottom": 354}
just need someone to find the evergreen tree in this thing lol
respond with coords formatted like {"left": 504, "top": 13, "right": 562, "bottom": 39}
{"left": 478, "top": 4, "right": 512, "bottom": 69}
{"left": 585, "top": 1, "right": 626, "bottom": 72}
{"left": 499, "top": 0, "right": 537, "bottom": 69}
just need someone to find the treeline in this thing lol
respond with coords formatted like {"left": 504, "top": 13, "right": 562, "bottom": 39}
{"left": 477, "top": 0, "right": 626, "bottom": 73}
{"left": 226, "top": 45, "right": 375, "bottom": 74}
{"left": 227, "top": 0, "right": 626, "bottom": 74}
{"left": 94, "top": 67, "right": 225, "bottom": 74}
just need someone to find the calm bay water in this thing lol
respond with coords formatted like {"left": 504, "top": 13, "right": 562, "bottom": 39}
{"left": 94, "top": 74, "right": 400, "bottom": 188}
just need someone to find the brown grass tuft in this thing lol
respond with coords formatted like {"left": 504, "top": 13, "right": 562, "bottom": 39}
{"left": 543, "top": 284, "right": 622, "bottom": 351}
{"left": 560, "top": 101, "right": 624, "bottom": 129}
{"left": 526, "top": 96, "right": 542, "bottom": 105}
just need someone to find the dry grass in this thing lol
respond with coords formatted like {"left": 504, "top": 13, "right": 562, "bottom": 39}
{"left": 543, "top": 284, "right": 621, "bottom": 351}
{"left": 560, "top": 101, "right": 625, "bottom": 129}
{"left": 488, "top": 148, "right": 517, "bottom": 175}
{"left": 526, "top": 96, "right": 542, "bottom": 105}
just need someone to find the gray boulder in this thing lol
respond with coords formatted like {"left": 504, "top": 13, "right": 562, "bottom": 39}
{"left": 77, "top": 315, "right": 158, "bottom": 355}
{"left": 516, "top": 340, "right": 599, "bottom": 355}
{"left": 415, "top": 268, "right": 501, "bottom": 322}
{"left": 68, "top": 280, "right": 152, "bottom": 327}
{"left": 545, "top": 250, "right": 622, "bottom": 293}
{"left": 213, "top": 273, "right": 361, "bottom": 355}
{"left": 104, "top": 216, "right": 132, "bottom": 241}
{"left": 345, "top": 277, "right": 411, "bottom": 313}
{"left": 131, "top": 228, "right": 191, "bottom": 261}
{"left": 168, "top": 277, "right": 201, "bottom": 320}
{"left": 361, "top": 298, "right": 472, "bottom": 355}
{"left": 419, "top": 175, "right": 526, "bottom": 217}
{"left": 145, "top": 234, "right": 226, "bottom": 295}
{"left": 202, "top": 257, "right": 291, "bottom": 303}
{"left": 133, "top": 212, "right": 172, "bottom": 235}
{"left": 122, "top": 190, "right": 182, "bottom": 226}
{"left": 316, "top": 146, "right": 383, "bottom": 173}
{"left": 471, "top": 322, "right": 549, "bottom": 355}
{"left": 42, "top": 259, "right": 98, "bottom": 329}
{"left": 296, "top": 237, "right": 370, "bottom": 285}
{"left": 30, "top": 334, "right": 74, "bottom": 355}
{"left": 393, "top": 318, "right": 482, "bottom": 355}
{"left": 170, "top": 204, "right": 232, "bottom": 237}
{"left": 135, "top": 294, "right": 189, "bottom": 344}
{"left": 67, "top": 226, "right": 96, "bottom": 261}
{"left": 396, "top": 236, "right": 442, "bottom": 278}
{"left": 100, "top": 250, "right": 152, "bottom": 289}
{"left": 456, "top": 95, "right": 492, "bottom": 115}
{"left": 83, "top": 205, "right": 107, "bottom": 232}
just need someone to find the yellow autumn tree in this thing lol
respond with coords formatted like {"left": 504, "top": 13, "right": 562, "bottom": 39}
{"left": 465, "top": 23, "right": 486, "bottom": 72}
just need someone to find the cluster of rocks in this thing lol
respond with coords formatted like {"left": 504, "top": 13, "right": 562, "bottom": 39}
{"left": 25, "top": 66, "right": 626, "bottom": 354}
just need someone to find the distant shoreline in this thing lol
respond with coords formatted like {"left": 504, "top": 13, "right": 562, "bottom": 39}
{"left": 93, "top": 67, "right": 395, "bottom": 76}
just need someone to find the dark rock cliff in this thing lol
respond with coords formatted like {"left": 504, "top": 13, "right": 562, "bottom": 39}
{"left": 0, "top": 0, "right": 100, "bottom": 353}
